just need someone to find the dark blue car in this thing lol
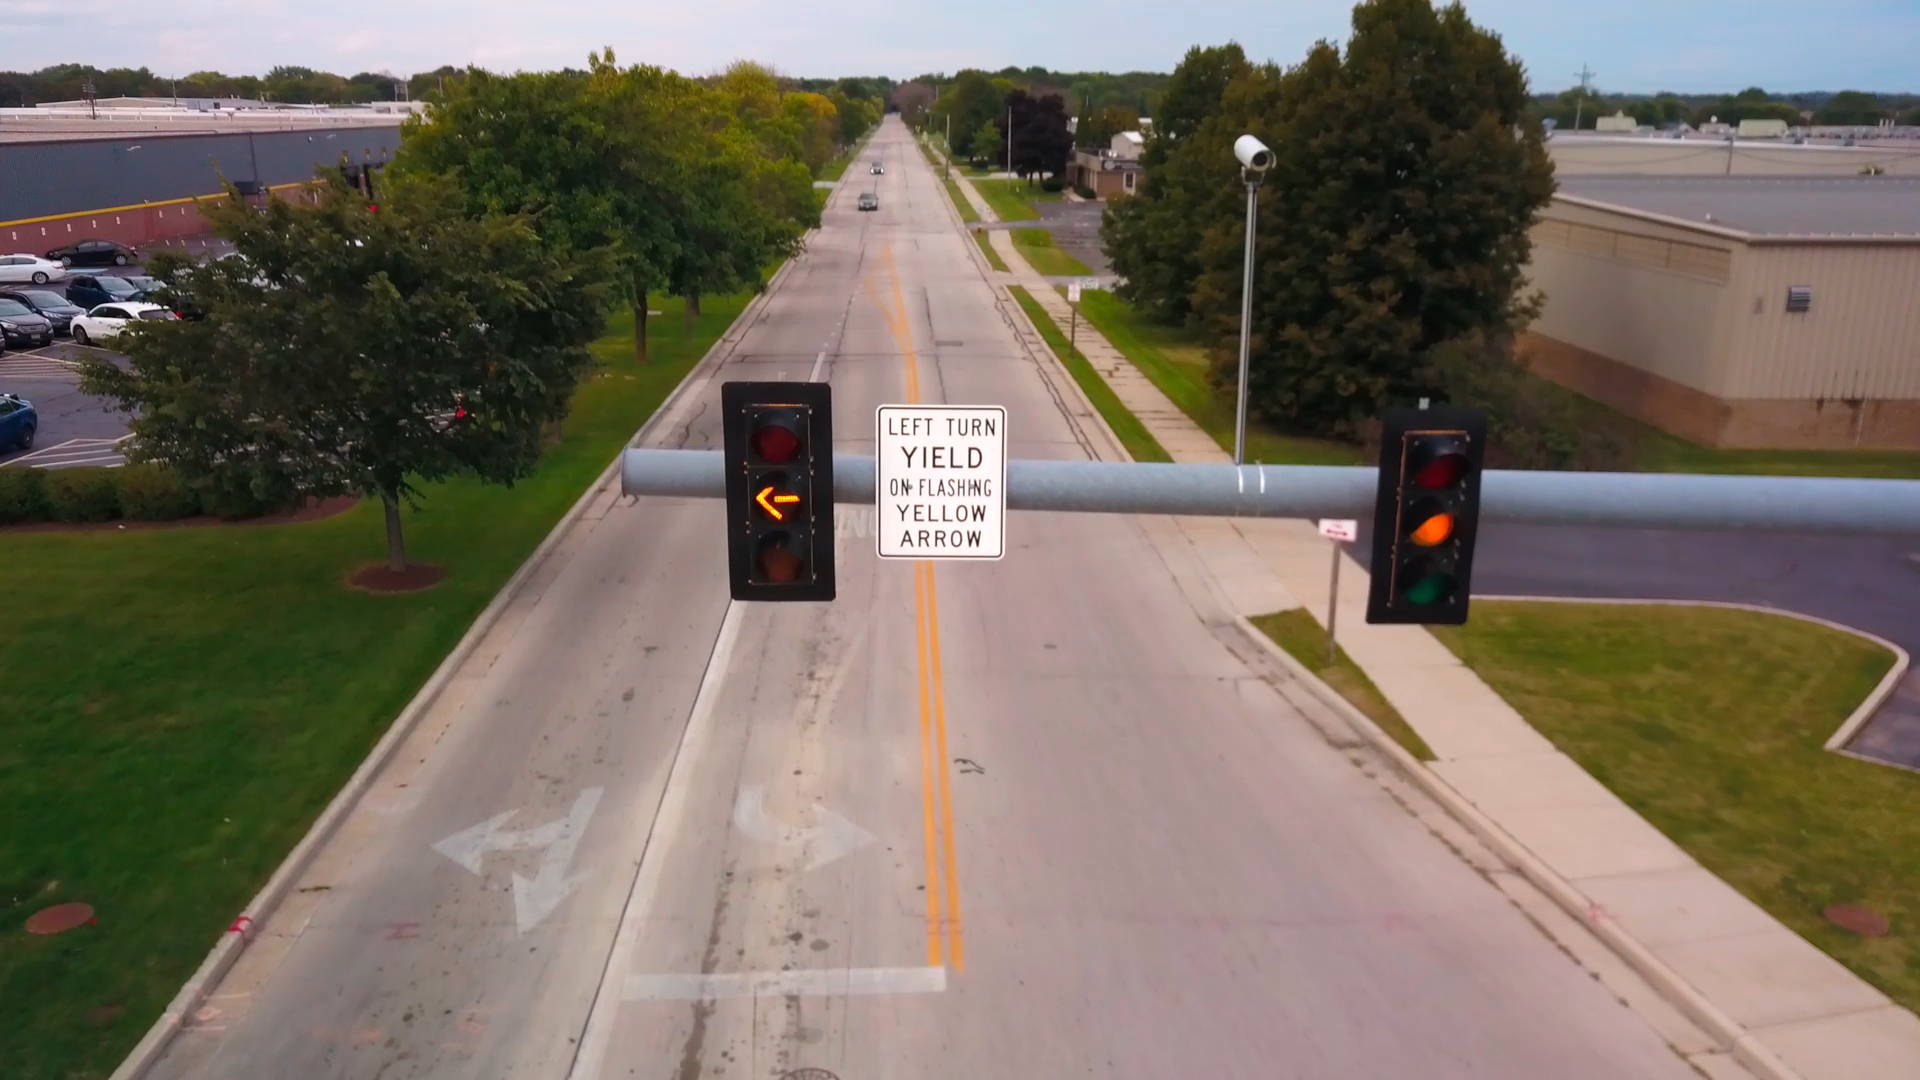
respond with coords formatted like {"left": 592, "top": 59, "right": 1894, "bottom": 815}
{"left": 0, "top": 392, "right": 36, "bottom": 452}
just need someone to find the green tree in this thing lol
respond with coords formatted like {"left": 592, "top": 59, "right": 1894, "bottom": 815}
{"left": 1188, "top": 0, "right": 1555, "bottom": 436}
{"left": 1076, "top": 104, "right": 1140, "bottom": 149}
{"left": 1150, "top": 43, "right": 1252, "bottom": 160}
{"left": 969, "top": 119, "right": 1003, "bottom": 167}
{"left": 1101, "top": 45, "right": 1260, "bottom": 323}
{"left": 79, "top": 176, "right": 613, "bottom": 571}
{"left": 1815, "top": 90, "right": 1884, "bottom": 125}
{"left": 1902, "top": 105, "right": 1920, "bottom": 126}
{"left": 944, "top": 70, "right": 1001, "bottom": 157}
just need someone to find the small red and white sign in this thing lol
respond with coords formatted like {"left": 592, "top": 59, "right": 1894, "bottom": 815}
{"left": 1317, "top": 518, "right": 1358, "bottom": 542}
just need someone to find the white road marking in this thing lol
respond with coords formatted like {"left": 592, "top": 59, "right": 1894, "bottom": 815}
{"left": 809, "top": 349, "right": 827, "bottom": 381}
{"left": 731, "top": 785, "right": 876, "bottom": 872}
{"left": 624, "top": 966, "right": 947, "bottom": 1001}
{"left": 2, "top": 437, "right": 128, "bottom": 469}
{"left": 567, "top": 601, "right": 744, "bottom": 1080}
{"left": 430, "top": 787, "right": 604, "bottom": 935}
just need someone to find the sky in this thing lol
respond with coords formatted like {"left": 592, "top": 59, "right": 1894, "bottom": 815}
{"left": 2, "top": 0, "right": 1915, "bottom": 95}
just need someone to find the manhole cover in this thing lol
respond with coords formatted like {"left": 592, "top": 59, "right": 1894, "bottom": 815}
{"left": 1825, "top": 903, "right": 1889, "bottom": 937}
{"left": 779, "top": 1070, "right": 840, "bottom": 1080}
{"left": 25, "top": 902, "right": 95, "bottom": 935}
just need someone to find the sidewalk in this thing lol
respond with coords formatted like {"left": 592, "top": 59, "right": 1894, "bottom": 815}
{"left": 945, "top": 165, "right": 1920, "bottom": 1080}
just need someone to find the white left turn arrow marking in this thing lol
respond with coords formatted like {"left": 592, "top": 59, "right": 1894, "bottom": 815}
{"left": 432, "top": 787, "right": 603, "bottom": 934}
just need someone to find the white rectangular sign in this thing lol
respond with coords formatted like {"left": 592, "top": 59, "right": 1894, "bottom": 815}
{"left": 1067, "top": 282, "right": 1082, "bottom": 304}
{"left": 876, "top": 405, "right": 1007, "bottom": 560}
{"left": 1317, "top": 518, "right": 1358, "bottom": 542}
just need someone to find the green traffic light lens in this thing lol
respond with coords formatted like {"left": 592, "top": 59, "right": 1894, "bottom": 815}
{"left": 1404, "top": 571, "right": 1456, "bottom": 606}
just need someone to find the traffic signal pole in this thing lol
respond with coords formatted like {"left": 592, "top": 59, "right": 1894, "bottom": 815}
{"left": 621, "top": 448, "right": 1920, "bottom": 537}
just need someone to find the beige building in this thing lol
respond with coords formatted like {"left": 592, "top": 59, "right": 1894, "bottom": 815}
{"left": 1523, "top": 174, "right": 1920, "bottom": 449}
{"left": 1068, "top": 131, "right": 1146, "bottom": 199}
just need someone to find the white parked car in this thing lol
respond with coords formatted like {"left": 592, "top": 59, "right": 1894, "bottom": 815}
{"left": 70, "top": 301, "right": 177, "bottom": 345}
{"left": 0, "top": 254, "right": 66, "bottom": 285}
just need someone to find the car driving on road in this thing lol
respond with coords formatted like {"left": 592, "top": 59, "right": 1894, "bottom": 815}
{"left": 70, "top": 301, "right": 176, "bottom": 345}
{"left": 0, "top": 289, "right": 86, "bottom": 336}
{"left": 46, "top": 238, "right": 139, "bottom": 268}
{"left": 858, "top": 192, "right": 879, "bottom": 211}
{"left": 870, "top": 162, "right": 885, "bottom": 174}
{"left": 0, "top": 254, "right": 66, "bottom": 285}
{"left": 0, "top": 391, "right": 36, "bottom": 452}
{"left": 0, "top": 297, "right": 55, "bottom": 348}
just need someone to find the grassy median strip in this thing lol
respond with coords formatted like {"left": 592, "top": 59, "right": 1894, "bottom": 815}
{"left": 974, "top": 230, "right": 1009, "bottom": 271}
{"left": 1433, "top": 601, "right": 1917, "bottom": 1011}
{"left": 1074, "top": 290, "right": 1362, "bottom": 466}
{"left": 0, "top": 290, "right": 754, "bottom": 1080}
{"left": 1010, "top": 228, "right": 1093, "bottom": 277}
{"left": 972, "top": 178, "right": 1060, "bottom": 221}
{"left": 942, "top": 176, "right": 980, "bottom": 224}
{"left": 1250, "top": 609, "right": 1435, "bottom": 761}
{"left": 1009, "top": 285, "right": 1169, "bottom": 463}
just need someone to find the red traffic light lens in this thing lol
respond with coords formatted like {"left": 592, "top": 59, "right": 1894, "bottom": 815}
{"left": 752, "top": 423, "right": 802, "bottom": 464}
{"left": 1411, "top": 452, "right": 1467, "bottom": 489}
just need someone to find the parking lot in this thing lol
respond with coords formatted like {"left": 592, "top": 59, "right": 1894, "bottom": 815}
{"left": 0, "top": 340, "right": 132, "bottom": 469}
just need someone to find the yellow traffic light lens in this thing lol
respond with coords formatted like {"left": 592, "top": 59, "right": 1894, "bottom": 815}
{"left": 1410, "top": 511, "right": 1454, "bottom": 547}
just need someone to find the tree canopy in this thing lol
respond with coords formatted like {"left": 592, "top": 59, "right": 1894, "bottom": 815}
{"left": 79, "top": 175, "right": 613, "bottom": 570}
{"left": 1103, "top": 0, "right": 1555, "bottom": 438}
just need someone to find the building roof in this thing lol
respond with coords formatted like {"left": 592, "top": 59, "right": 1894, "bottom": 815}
{"left": 1558, "top": 175, "right": 1920, "bottom": 238}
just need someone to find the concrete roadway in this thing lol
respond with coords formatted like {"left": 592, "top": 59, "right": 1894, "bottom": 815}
{"left": 146, "top": 116, "right": 1698, "bottom": 1080}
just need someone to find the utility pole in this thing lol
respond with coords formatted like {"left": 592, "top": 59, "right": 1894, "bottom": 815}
{"left": 1006, "top": 105, "right": 1013, "bottom": 178}
{"left": 82, "top": 78, "right": 98, "bottom": 120}
{"left": 1573, "top": 64, "right": 1595, "bottom": 132}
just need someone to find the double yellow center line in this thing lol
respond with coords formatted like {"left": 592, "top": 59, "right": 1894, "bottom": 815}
{"left": 870, "top": 243, "right": 965, "bottom": 972}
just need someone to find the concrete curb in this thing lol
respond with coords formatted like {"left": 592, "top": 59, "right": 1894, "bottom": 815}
{"left": 1477, "top": 594, "right": 1911, "bottom": 764}
{"left": 110, "top": 253, "right": 807, "bottom": 1080}
{"left": 1228, "top": 613, "right": 1802, "bottom": 1080}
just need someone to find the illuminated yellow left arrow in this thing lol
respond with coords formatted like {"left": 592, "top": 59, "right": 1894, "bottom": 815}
{"left": 756, "top": 486, "right": 801, "bottom": 520}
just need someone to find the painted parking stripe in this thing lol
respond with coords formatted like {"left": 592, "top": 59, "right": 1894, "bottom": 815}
{"left": 624, "top": 966, "right": 947, "bottom": 1001}
{"left": 3, "top": 437, "right": 128, "bottom": 469}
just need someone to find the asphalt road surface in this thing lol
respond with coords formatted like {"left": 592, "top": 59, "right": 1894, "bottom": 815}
{"left": 0, "top": 342, "right": 129, "bottom": 468}
{"left": 145, "top": 117, "right": 1699, "bottom": 1080}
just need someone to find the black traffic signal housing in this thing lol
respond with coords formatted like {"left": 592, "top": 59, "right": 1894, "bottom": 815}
{"left": 721, "top": 381, "right": 835, "bottom": 602}
{"left": 1365, "top": 405, "right": 1487, "bottom": 625}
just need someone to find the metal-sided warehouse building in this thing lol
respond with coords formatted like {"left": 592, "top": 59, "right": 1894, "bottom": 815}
{"left": 0, "top": 109, "right": 403, "bottom": 253}
{"left": 1526, "top": 138, "right": 1920, "bottom": 450}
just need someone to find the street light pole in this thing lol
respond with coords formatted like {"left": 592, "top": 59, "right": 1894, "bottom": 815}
{"left": 1233, "top": 170, "right": 1262, "bottom": 465}
{"left": 1006, "top": 106, "right": 1013, "bottom": 177}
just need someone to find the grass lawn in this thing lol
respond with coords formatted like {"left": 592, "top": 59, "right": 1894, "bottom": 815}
{"left": 1010, "top": 228, "right": 1094, "bottom": 277}
{"left": 971, "top": 178, "right": 1060, "bottom": 221}
{"left": 1250, "top": 609, "right": 1434, "bottom": 760}
{"left": 1074, "top": 290, "right": 1364, "bottom": 466}
{"left": 1009, "top": 286, "right": 1169, "bottom": 463}
{"left": 1433, "top": 601, "right": 1917, "bottom": 1011}
{"left": 940, "top": 174, "right": 979, "bottom": 224}
{"left": 974, "top": 230, "right": 1009, "bottom": 272}
{"left": 0, "top": 290, "right": 756, "bottom": 1080}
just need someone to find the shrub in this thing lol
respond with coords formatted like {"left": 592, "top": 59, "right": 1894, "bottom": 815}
{"left": 1415, "top": 332, "right": 1634, "bottom": 471}
{"left": 195, "top": 471, "right": 300, "bottom": 520}
{"left": 0, "top": 466, "right": 51, "bottom": 523}
{"left": 1040, "top": 175, "right": 1066, "bottom": 193}
{"left": 117, "top": 463, "right": 201, "bottom": 520}
{"left": 45, "top": 467, "right": 122, "bottom": 522}
{"left": 1074, "top": 184, "right": 1098, "bottom": 200}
